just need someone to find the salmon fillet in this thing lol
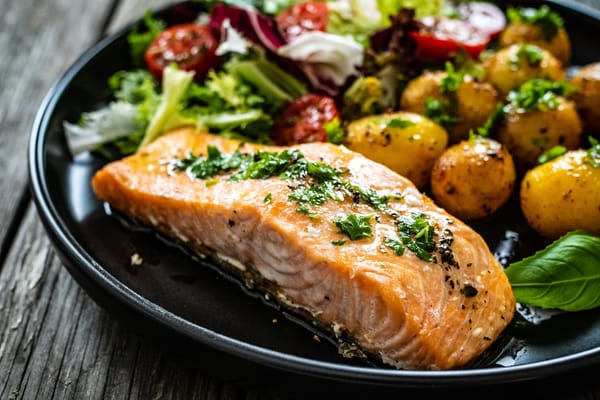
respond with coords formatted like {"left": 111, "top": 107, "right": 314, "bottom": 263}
{"left": 92, "top": 127, "right": 515, "bottom": 370}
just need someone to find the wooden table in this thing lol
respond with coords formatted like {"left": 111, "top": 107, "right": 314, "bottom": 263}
{"left": 2, "top": 0, "right": 600, "bottom": 399}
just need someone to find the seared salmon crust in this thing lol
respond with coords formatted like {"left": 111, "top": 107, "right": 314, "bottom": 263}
{"left": 92, "top": 127, "right": 515, "bottom": 370}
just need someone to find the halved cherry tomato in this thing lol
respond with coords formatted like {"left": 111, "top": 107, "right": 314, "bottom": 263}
{"left": 411, "top": 16, "right": 491, "bottom": 62}
{"left": 275, "top": 1, "right": 329, "bottom": 42}
{"left": 457, "top": 2, "right": 506, "bottom": 40}
{"left": 271, "top": 94, "right": 338, "bottom": 145}
{"left": 144, "top": 23, "right": 221, "bottom": 80}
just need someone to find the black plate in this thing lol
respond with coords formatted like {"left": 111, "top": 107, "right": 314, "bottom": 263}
{"left": 28, "top": 0, "right": 600, "bottom": 391}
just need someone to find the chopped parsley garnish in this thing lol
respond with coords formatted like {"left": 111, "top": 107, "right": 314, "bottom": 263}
{"left": 507, "top": 5, "right": 564, "bottom": 42}
{"left": 263, "top": 193, "right": 272, "bottom": 203}
{"left": 324, "top": 118, "right": 345, "bottom": 144}
{"left": 384, "top": 237, "right": 405, "bottom": 256}
{"left": 297, "top": 204, "right": 319, "bottom": 219}
{"left": 385, "top": 118, "right": 416, "bottom": 129}
{"left": 424, "top": 97, "right": 459, "bottom": 131}
{"left": 512, "top": 44, "right": 544, "bottom": 67}
{"left": 397, "top": 213, "right": 436, "bottom": 262}
{"left": 440, "top": 62, "right": 464, "bottom": 94}
{"left": 331, "top": 239, "right": 347, "bottom": 246}
{"left": 172, "top": 146, "right": 397, "bottom": 217}
{"left": 333, "top": 214, "right": 374, "bottom": 241}
{"left": 505, "top": 78, "right": 573, "bottom": 113}
{"left": 476, "top": 102, "right": 505, "bottom": 138}
{"left": 171, "top": 146, "right": 251, "bottom": 179}
{"left": 584, "top": 136, "right": 600, "bottom": 168}
{"left": 538, "top": 145, "right": 567, "bottom": 164}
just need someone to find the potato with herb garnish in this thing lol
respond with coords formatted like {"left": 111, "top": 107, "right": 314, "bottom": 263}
{"left": 496, "top": 78, "right": 582, "bottom": 171}
{"left": 343, "top": 111, "right": 448, "bottom": 189}
{"left": 569, "top": 62, "right": 600, "bottom": 135}
{"left": 520, "top": 139, "right": 600, "bottom": 240}
{"left": 500, "top": 5, "right": 571, "bottom": 66}
{"left": 430, "top": 136, "right": 516, "bottom": 221}
{"left": 400, "top": 64, "right": 499, "bottom": 144}
{"left": 483, "top": 43, "right": 565, "bottom": 98}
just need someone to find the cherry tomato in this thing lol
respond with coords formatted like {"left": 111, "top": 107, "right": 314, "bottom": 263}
{"left": 275, "top": 1, "right": 329, "bottom": 42}
{"left": 144, "top": 23, "right": 221, "bottom": 80}
{"left": 457, "top": 2, "right": 506, "bottom": 40}
{"left": 271, "top": 94, "right": 339, "bottom": 145}
{"left": 411, "top": 16, "right": 491, "bottom": 62}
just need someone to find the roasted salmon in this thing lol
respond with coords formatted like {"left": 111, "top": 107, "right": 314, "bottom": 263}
{"left": 92, "top": 127, "right": 515, "bottom": 370}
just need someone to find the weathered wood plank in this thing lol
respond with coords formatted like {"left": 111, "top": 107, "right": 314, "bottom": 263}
{"left": 0, "top": 205, "right": 276, "bottom": 400}
{"left": 0, "top": 0, "right": 113, "bottom": 263}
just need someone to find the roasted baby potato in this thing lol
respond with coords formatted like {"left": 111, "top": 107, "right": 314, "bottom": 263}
{"left": 430, "top": 137, "right": 516, "bottom": 221}
{"left": 499, "top": 22, "right": 571, "bottom": 66}
{"left": 483, "top": 43, "right": 565, "bottom": 97}
{"left": 400, "top": 70, "right": 499, "bottom": 144}
{"left": 520, "top": 148, "right": 600, "bottom": 239}
{"left": 497, "top": 96, "right": 582, "bottom": 171}
{"left": 569, "top": 62, "right": 600, "bottom": 135}
{"left": 344, "top": 111, "right": 448, "bottom": 189}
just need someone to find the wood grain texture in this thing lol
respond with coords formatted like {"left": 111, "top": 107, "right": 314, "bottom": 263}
{"left": 0, "top": 0, "right": 112, "bottom": 262}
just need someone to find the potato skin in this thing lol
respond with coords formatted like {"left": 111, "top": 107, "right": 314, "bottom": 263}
{"left": 400, "top": 71, "right": 499, "bottom": 144}
{"left": 499, "top": 22, "right": 571, "bottom": 66}
{"left": 520, "top": 150, "right": 600, "bottom": 240}
{"left": 344, "top": 112, "right": 448, "bottom": 189}
{"left": 430, "top": 137, "right": 516, "bottom": 221}
{"left": 483, "top": 44, "right": 565, "bottom": 98}
{"left": 570, "top": 62, "right": 600, "bottom": 135}
{"left": 497, "top": 97, "right": 582, "bottom": 171}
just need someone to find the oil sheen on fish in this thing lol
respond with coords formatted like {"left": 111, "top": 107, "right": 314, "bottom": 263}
{"left": 92, "top": 127, "right": 516, "bottom": 370}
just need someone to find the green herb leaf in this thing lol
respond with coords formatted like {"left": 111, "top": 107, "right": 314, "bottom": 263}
{"left": 505, "top": 231, "right": 600, "bottom": 311}
{"left": 584, "top": 136, "right": 600, "bottom": 168}
{"left": 333, "top": 214, "right": 374, "bottom": 240}
{"left": 505, "top": 78, "right": 574, "bottom": 113}
{"left": 424, "top": 97, "right": 459, "bottom": 131}
{"left": 398, "top": 213, "right": 436, "bottom": 262}
{"left": 511, "top": 44, "right": 544, "bottom": 67}
{"left": 384, "top": 237, "right": 405, "bottom": 256}
{"left": 440, "top": 62, "right": 464, "bottom": 93}
{"left": 507, "top": 5, "right": 564, "bottom": 42}
{"left": 385, "top": 118, "right": 416, "bottom": 129}
{"left": 538, "top": 145, "right": 567, "bottom": 164}
{"left": 476, "top": 102, "right": 505, "bottom": 138}
{"left": 324, "top": 118, "right": 345, "bottom": 144}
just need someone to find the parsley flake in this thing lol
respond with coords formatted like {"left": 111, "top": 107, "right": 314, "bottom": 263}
{"left": 333, "top": 214, "right": 374, "bottom": 241}
{"left": 511, "top": 44, "right": 544, "bottom": 67}
{"left": 584, "top": 137, "right": 600, "bottom": 168}
{"left": 398, "top": 213, "right": 436, "bottom": 262}
{"left": 538, "top": 145, "right": 567, "bottom": 164}
{"left": 385, "top": 118, "right": 416, "bottom": 129}
{"left": 384, "top": 237, "right": 405, "bottom": 256}
{"left": 505, "top": 78, "right": 574, "bottom": 113}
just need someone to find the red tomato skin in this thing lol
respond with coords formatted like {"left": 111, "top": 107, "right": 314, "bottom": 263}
{"left": 272, "top": 94, "right": 339, "bottom": 146}
{"left": 144, "top": 23, "right": 221, "bottom": 80}
{"left": 275, "top": 1, "right": 329, "bottom": 42}
{"left": 411, "top": 16, "right": 491, "bottom": 62}
{"left": 411, "top": 31, "right": 487, "bottom": 62}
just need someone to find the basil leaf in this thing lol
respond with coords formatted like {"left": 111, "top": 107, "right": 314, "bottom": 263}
{"left": 505, "top": 231, "right": 600, "bottom": 311}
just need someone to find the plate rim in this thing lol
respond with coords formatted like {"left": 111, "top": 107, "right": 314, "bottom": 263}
{"left": 27, "top": 0, "right": 600, "bottom": 388}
